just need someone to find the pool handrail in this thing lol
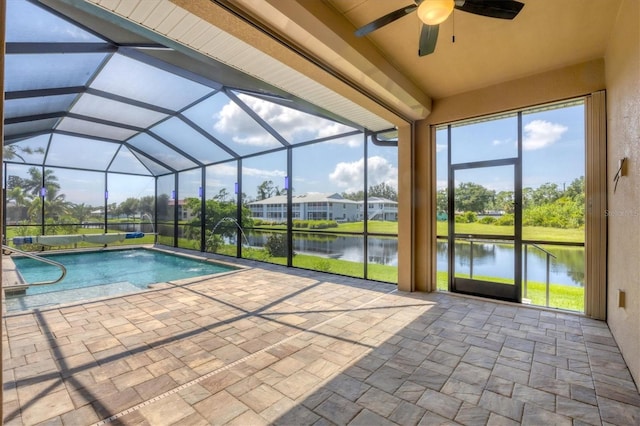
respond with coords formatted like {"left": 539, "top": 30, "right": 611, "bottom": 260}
{"left": 2, "top": 244, "right": 67, "bottom": 286}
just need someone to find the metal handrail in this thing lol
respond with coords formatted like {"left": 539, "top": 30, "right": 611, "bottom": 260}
{"left": 524, "top": 243, "right": 557, "bottom": 307}
{"left": 452, "top": 237, "right": 558, "bottom": 307}
{"left": 528, "top": 243, "right": 557, "bottom": 259}
{"left": 2, "top": 245, "right": 67, "bottom": 286}
{"left": 458, "top": 236, "right": 511, "bottom": 280}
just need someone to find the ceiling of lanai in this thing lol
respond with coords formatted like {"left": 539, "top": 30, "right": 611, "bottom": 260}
{"left": 210, "top": 0, "right": 622, "bottom": 120}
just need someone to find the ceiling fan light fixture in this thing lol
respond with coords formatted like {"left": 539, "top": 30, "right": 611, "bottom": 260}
{"left": 417, "top": 0, "right": 454, "bottom": 25}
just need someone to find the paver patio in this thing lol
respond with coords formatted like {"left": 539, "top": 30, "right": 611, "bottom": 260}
{"left": 3, "top": 250, "right": 639, "bottom": 425}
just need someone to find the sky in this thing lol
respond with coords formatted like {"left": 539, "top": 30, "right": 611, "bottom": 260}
{"left": 7, "top": 95, "right": 582, "bottom": 207}
{"left": 6, "top": 95, "right": 398, "bottom": 206}
{"left": 436, "top": 102, "right": 585, "bottom": 193}
{"left": 6, "top": 91, "right": 580, "bottom": 208}
{"left": 4, "top": 0, "right": 399, "bottom": 208}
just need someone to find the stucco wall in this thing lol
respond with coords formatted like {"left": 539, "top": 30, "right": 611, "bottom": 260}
{"left": 426, "top": 59, "right": 605, "bottom": 125}
{"left": 604, "top": 0, "right": 640, "bottom": 385}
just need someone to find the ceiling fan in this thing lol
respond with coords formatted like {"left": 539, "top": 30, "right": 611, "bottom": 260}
{"left": 355, "top": 0, "right": 525, "bottom": 56}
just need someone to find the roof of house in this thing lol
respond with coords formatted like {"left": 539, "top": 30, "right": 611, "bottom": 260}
{"left": 367, "top": 197, "right": 398, "bottom": 205}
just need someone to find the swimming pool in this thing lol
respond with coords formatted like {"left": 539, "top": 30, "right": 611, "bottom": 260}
{"left": 5, "top": 248, "right": 237, "bottom": 312}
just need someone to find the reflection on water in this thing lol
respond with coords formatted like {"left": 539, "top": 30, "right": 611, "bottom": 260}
{"left": 248, "top": 230, "right": 398, "bottom": 267}
{"left": 244, "top": 231, "right": 583, "bottom": 286}
{"left": 437, "top": 240, "right": 584, "bottom": 287}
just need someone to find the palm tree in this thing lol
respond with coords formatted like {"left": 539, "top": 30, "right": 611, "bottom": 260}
{"left": 70, "top": 203, "right": 93, "bottom": 224}
{"left": 27, "top": 185, "right": 70, "bottom": 223}
{"left": 6, "top": 186, "right": 31, "bottom": 222}
{"left": 44, "top": 186, "right": 71, "bottom": 220}
{"left": 3, "top": 145, "right": 45, "bottom": 163}
{"left": 24, "top": 167, "right": 60, "bottom": 198}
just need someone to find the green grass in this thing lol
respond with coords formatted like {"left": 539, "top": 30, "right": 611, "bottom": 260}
{"left": 437, "top": 221, "right": 584, "bottom": 243}
{"left": 253, "top": 220, "right": 583, "bottom": 242}
{"left": 252, "top": 220, "right": 397, "bottom": 234}
{"left": 4, "top": 225, "right": 156, "bottom": 249}
{"left": 6, "top": 225, "right": 580, "bottom": 311}
{"left": 436, "top": 271, "right": 584, "bottom": 312}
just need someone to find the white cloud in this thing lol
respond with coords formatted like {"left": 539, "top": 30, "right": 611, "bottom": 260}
{"left": 329, "top": 156, "right": 397, "bottom": 193}
{"left": 238, "top": 94, "right": 355, "bottom": 143}
{"left": 214, "top": 101, "right": 280, "bottom": 147}
{"left": 326, "top": 134, "right": 362, "bottom": 148}
{"left": 209, "top": 163, "right": 238, "bottom": 176}
{"left": 242, "top": 166, "right": 286, "bottom": 179}
{"left": 436, "top": 143, "right": 447, "bottom": 153}
{"left": 523, "top": 120, "right": 568, "bottom": 150}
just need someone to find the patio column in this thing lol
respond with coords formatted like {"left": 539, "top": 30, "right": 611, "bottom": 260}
{"left": 398, "top": 121, "right": 432, "bottom": 292}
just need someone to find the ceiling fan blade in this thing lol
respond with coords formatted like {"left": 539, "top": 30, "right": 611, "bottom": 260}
{"left": 454, "top": 0, "right": 524, "bottom": 20}
{"left": 355, "top": 4, "right": 418, "bottom": 37}
{"left": 418, "top": 24, "right": 439, "bottom": 57}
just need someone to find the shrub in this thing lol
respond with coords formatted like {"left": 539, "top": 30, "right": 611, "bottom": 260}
{"left": 206, "top": 234, "right": 224, "bottom": 252}
{"left": 463, "top": 211, "right": 477, "bottom": 223}
{"left": 455, "top": 211, "right": 477, "bottom": 223}
{"left": 314, "top": 258, "right": 331, "bottom": 272}
{"left": 293, "top": 220, "right": 339, "bottom": 229}
{"left": 523, "top": 198, "right": 584, "bottom": 229}
{"left": 478, "top": 216, "right": 497, "bottom": 224}
{"left": 495, "top": 213, "right": 514, "bottom": 226}
{"left": 264, "top": 233, "right": 288, "bottom": 257}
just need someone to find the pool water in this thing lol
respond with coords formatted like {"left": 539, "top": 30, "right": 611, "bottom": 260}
{"left": 6, "top": 249, "right": 236, "bottom": 311}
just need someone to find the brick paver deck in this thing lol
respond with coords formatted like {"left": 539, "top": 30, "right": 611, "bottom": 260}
{"left": 3, "top": 250, "right": 639, "bottom": 425}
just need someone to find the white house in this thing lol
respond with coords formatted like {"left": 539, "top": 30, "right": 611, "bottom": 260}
{"left": 248, "top": 193, "right": 360, "bottom": 222}
{"left": 361, "top": 197, "right": 398, "bottom": 221}
{"left": 247, "top": 193, "right": 398, "bottom": 222}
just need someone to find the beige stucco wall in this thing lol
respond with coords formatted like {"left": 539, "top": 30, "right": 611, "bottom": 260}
{"left": 426, "top": 59, "right": 605, "bottom": 125}
{"left": 604, "top": 0, "right": 640, "bottom": 385}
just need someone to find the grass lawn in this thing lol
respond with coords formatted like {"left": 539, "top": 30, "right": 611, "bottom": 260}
{"left": 437, "top": 221, "right": 584, "bottom": 243}
{"left": 436, "top": 271, "right": 584, "bottom": 312}
{"left": 4, "top": 225, "right": 156, "bottom": 249}
{"left": 253, "top": 220, "right": 583, "bottom": 242}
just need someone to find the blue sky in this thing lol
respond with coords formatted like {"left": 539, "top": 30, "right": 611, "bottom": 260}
{"left": 7, "top": 96, "right": 579, "bottom": 207}
{"left": 436, "top": 102, "right": 585, "bottom": 192}
{"left": 5, "top": 0, "right": 399, "bottom": 207}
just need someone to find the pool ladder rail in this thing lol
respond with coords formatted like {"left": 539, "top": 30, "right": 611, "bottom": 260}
{"left": 2, "top": 244, "right": 67, "bottom": 288}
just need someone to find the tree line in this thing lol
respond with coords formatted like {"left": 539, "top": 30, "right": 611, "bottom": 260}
{"left": 5, "top": 167, "right": 160, "bottom": 224}
{"left": 253, "top": 180, "right": 398, "bottom": 202}
{"left": 6, "top": 163, "right": 397, "bottom": 228}
{"left": 437, "top": 176, "right": 585, "bottom": 228}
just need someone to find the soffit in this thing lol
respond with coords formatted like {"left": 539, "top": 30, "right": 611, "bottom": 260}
{"left": 81, "top": 0, "right": 396, "bottom": 131}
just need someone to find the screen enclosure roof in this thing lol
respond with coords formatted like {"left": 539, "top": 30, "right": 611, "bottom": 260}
{"left": 3, "top": 0, "right": 381, "bottom": 177}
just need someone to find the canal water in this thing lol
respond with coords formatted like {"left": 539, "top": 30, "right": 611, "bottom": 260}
{"left": 245, "top": 230, "right": 584, "bottom": 286}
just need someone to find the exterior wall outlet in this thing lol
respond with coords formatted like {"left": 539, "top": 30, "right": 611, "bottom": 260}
{"left": 618, "top": 158, "right": 627, "bottom": 176}
{"left": 618, "top": 289, "right": 626, "bottom": 308}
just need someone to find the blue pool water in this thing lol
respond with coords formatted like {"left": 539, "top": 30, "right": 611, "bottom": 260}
{"left": 6, "top": 249, "right": 237, "bottom": 311}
